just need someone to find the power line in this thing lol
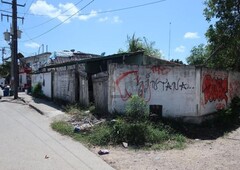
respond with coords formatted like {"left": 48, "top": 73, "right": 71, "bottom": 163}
{"left": 22, "top": 0, "right": 94, "bottom": 42}
{"left": 23, "top": 0, "right": 84, "bottom": 30}
{"left": 22, "top": 0, "right": 166, "bottom": 30}
{"left": 93, "top": 0, "right": 167, "bottom": 14}
{"left": 23, "top": 0, "right": 35, "bottom": 18}
{"left": 23, "top": 0, "right": 167, "bottom": 17}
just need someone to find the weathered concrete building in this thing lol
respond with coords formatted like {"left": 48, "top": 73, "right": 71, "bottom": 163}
{"left": 31, "top": 51, "right": 240, "bottom": 123}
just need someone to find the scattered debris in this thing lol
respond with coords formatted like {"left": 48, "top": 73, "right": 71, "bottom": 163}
{"left": 45, "top": 155, "right": 49, "bottom": 159}
{"left": 74, "top": 126, "right": 81, "bottom": 133}
{"left": 122, "top": 142, "right": 128, "bottom": 148}
{"left": 98, "top": 149, "right": 109, "bottom": 155}
{"left": 70, "top": 112, "right": 106, "bottom": 133}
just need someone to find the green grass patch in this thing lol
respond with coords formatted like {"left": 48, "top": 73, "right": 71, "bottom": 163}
{"left": 51, "top": 119, "right": 186, "bottom": 150}
{"left": 51, "top": 95, "right": 186, "bottom": 150}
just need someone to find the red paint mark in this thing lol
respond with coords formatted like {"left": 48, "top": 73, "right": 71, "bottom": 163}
{"left": 151, "top": 66, "right": 171, "bottom": 75}
{"left": 115, "top": 70, "right": 151, "bottom": 102}
{"left": 202, "top": 75, "right": 228, "bottom": 104}
{"left": 115, "top": 71, "right": 139, "bottom": 101}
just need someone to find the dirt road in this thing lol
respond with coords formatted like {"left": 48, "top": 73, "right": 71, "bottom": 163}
{"left": 94, "top": 127, "right": 240, "bottom": 170}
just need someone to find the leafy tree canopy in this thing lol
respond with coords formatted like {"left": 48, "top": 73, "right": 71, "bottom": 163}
{"left": 0, "top": 61, "right": 11, "bottom": 77}
{"left": 170, "top": 59, "right": 184, "bottom": 65}
{"left": 187, "top": 44, "right": 210, "bottom": 66}
{"left": 119, "top": 34, "right": 162, "bottom": 58}
{"left": 203, "top": 0, "right": 240, "bottom": 70}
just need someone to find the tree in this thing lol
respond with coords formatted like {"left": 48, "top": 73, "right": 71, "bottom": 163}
{"left": 170, "top": 59, "right": 184, "bottom": 65}
{"left": 187, "top": 44, "right": 210, "bottom": 65}
{"left": 204, "top": 0, "right": 240, "bottom": 70}
{"left": 119, "top": 34, "right": 162, "bottom": 58}
{"left": 0, "top": 61, "right": 11, "bottom": 77}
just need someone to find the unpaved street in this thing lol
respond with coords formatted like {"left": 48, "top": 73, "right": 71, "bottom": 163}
{"left": 94, "top": 126, "right": 240, "bottom": 170}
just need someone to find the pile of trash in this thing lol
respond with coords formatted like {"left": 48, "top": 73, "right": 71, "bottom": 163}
{"left": 68, "top": 110, "right": 106, "bottom": 132}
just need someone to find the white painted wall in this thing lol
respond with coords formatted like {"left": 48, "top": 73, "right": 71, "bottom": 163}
{"left": 108, "top": 64, "right": 240, "bottom": 118}
{"left": 53, "top": 70, "right": 76, "bottom": 103}
{"left": 19, "top": 73, "right": 27, "bottom": 89}
{"left": 108, "top": 64, "right": 198, "bottom": 118}
{"left": 31, "top": 72, "right": 52, "bottom": 98}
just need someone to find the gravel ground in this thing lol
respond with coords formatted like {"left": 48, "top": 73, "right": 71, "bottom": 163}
{"left": 92, "top": 127, "right": 240, "bottom": 170}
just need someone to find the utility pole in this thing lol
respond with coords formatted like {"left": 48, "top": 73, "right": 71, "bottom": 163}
{"left": 1, "top": 0, "right": 25, "bottom": 99}
{"left": 1, "top": 47, "right": 5, "bottom": 64}
{"left": 168, "top": 22, "right": 171, "bottom": 61}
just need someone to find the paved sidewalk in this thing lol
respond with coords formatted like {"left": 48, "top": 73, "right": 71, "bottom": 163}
{"left": 0, "top": 92, "right": 114, "bottom": 170}
{"left": 18, "top": 92, "right": 69, "bottom": 121}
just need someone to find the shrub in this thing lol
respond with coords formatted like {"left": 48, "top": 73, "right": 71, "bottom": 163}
{"left": 111, "top": 119, "right": 148, "bottom": 145}
{"left": 32, "top": 83, "right": 43, "bottom": 98}
{"left": 125, "top": 95, "right": 149, "bottom": 122}
{"left": 88, "top": 124, "right": 112, "bottom": 146}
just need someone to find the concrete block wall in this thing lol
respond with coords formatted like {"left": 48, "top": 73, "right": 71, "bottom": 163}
{"left": 31, "top": 72, "right": 52, "bottom": 98}
{"left": 108, "top": 64, "right": 198, "bottom": 118}
{"left": 108, "top": 64, "right": 240, "bottom": 119}
{"left": 92, "top": 72, "right": 108, "bottom": 113}
{"left": 200, "top": 68, "right": 240, "bottom": 115}
{"left": 53, "top": 70, "right": 76, "bottom": 103}
{"left": 79, "top": 72, "right": 89, "bottom": 107}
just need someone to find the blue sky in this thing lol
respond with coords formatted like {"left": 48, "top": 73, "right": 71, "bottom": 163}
{"left": 0, "top": 0, "right": 210, "bottom": 63}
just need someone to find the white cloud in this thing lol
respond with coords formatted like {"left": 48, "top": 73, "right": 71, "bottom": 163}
{"left": 25, "top": 42, "right": 40, "bottom": 49}
{"left": 184, "top": 32, "right": 200, "bottom": 39}
{"left": 30, "top": 0, "right": 59, "bottom": 17}
{"left": 30, "top": 0, "right": 97, "bottom": 23}
{"left": 79, "top": 10, "right": 97, "bottom": 21}
{"left": 175, "top": 45, "right": 186, "bottom": 53}
{"left": 98, "top": 17, "right": 109, "bottom": 22}
{"left": 113, "top": 16, "right": 122, "bottom": 23}
{"left": 98, "top": 16, "right": 122, "bottom": 24}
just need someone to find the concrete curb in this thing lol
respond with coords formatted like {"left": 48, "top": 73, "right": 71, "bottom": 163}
{"left": 18, "top": 96, "right": 45, "bottom": 115}
{"left": 28, "top": 104, "right": 44, "bottom": 115}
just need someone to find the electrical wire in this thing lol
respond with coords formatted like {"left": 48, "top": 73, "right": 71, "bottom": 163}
{"left": 23, "top": 0, "right": 35, "bottom": 18}
{"left": 22, "top": 0, "right": 166, "bottom": 17}
{"left": 22, "top": 0, "right": 94, "bottom": 42}
{"left": 90, "top": 0, "right": 167, "bottom": 15}
{"left": 24, "top": 0, "right": 84, "bottom": 30}
{"left": 23, "top": 0, "right": 166, "bottom": 30}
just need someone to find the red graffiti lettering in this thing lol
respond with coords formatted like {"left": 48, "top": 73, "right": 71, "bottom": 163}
{"left": 115, "top": 71, "right": 139, "bottom": 101}
{"left": 202, "top": 75, "right": 228, "bottom": 104}
{"left": 151, "top": 66, "right": 171, "bottom": 75}
{"left": 115, "top": 71, "right": 151, "bottom": 102}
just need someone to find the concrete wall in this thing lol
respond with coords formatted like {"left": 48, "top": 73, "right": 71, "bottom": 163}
{"left": 31, "top": 72, "right": 52, "bottom": 98}
{"left": 108, "top": 64, "right": 198, "bottom": 117}
{"left": 19, "top": 73, "right": 27, "bottom": 90}
{"left": 79, "top": 72, "right": 89, "bottom": 107}
{"left": 108, "top": 64, "right": 240, "bottom": 119}
{"left": 53, "top": 70, "right": 76, "bottom": 103}
{"left": 200, "top": 69, "right": 240, "bottom": 115}
{"left": 92, "top": 72, "right": 108, "bottom": 113}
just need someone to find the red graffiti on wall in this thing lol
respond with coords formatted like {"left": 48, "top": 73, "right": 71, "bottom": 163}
{"left": 115, "top": 70, "right": 151, "bottom": 102}
{"left": 115, "top": 70, "right": 138, "bottom": 101}
{"left": 151, "top": 66, "right": 171, "bottom": 75}
{"left": 202, "top": 75, "right": 228, "bottom": 104}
